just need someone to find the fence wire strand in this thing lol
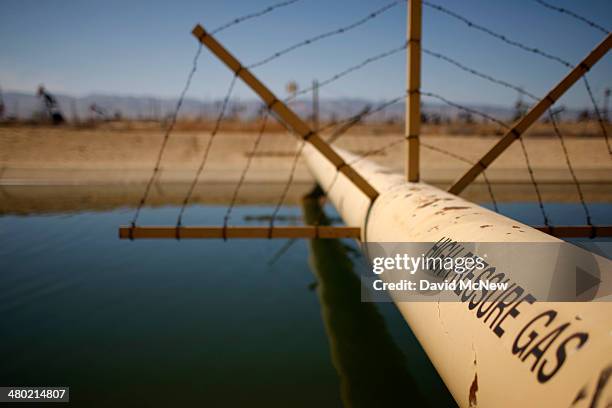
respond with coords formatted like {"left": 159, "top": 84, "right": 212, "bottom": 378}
{"left": 287, "top": 41, "right": 408, "bottom": 102}
{"left": 419, "top": 91, "right": 551, "bottom": 224}
{"left": 131, "top": 44, "right": 203, "bottom": 226}
{"left": 211, "top": 0, "right": 301, "bottom": 35}
{"left": 533, "top": 0, "right": 609, "bottom": 35}
{"left": 583, "top": 76, "right": 612, "bottom": 154}
{"left": 548, "top": 110, "right": 592, "bottom": 226}
{"left": 129, "top": 0, "right": 305, "bottom": 227}
{"left": 421, "top": 142, "right": 499, "bottom": 212}
{"left": 423, "top": 47, "right": 595, "bottom": 225}
{"left": 319, "top": 95, "right": 405, "bottom": 134}
{"left": 324, "top": 137, "right": 403, "bottom": 196}
{"left": 130, "top": 0, "right": 607, "bottom": 235}
{"left": 322, "top": 136, "right": 497, "bottom": 212}
{"left": 223, "top": 109, "right": 270, "bottom": 233}
{"left": 422, "top": 48, "right": 540, "bottom": 100}
{"left": 423, "top": 0, "right": 573, "bottom": 68}
{"left": 517, "top": 136, "right": 550, "bottom": 226}
{"left": 420, "top": 91, "right": 509, "bottom": 129}
{"left": 248, "top": 0, "right": 404, "bottom": 69}
{"left": 268, "top": 140, "right": 308, "bottom": 235}
{"left": 176, "top": 75, "right": 238, "bottom": 226}
{"left": 423, "top": 0, "right": 610, "bottom": 156}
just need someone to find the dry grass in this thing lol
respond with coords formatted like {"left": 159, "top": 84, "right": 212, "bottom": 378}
{"left": 0, "top": 121, "right": 610, "bottom": 186}
{"left": 0, "top": 121, "right": 610, "bottom": 213}
{"left": 2, "top": 118, "right": 607, "bottom": 138}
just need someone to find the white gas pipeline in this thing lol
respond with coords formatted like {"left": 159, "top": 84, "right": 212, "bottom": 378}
{"left": 302, "top": 144, "right": 612, "bottom": 408}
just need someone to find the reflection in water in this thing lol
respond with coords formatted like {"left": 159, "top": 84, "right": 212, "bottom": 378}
{"left": 301, "top": 186, "right": 430, "bottom": 407}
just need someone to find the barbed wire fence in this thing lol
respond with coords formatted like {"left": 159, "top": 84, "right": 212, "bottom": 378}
{"left": 246, "top": 0, "right": 405, "bottom": 70}
{"left": 223, "top": 109, "right": 271, "bottom": 238}
{"left": 210, "top": 0, "right": 301, "bottom": 36}
{"left": 532, "top": 0, "right": 609, "bottom": 35}
{"left": 178, "top": 1, "right": 408, "bottom": 232}
{"left": 128, "top": 0, "right": 610, "bottom": 237}
{"left": 176, "top": 75, "right": 238, "bottom": 228}
{"left": 130, "top": 43, "right": 203, "bottom": 227}
{"left": 423, "top": 0, "right": 611, "bottom": 155}
{"left": 130, "top": 0, "right": 304, "bottom": 228}
{"left": 308, "top": 0, "right": 610, "bottom": 228}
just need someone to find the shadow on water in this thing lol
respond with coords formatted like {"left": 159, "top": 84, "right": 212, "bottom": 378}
{"left": 301, "top": 186, "right": 432, "bottom": 407}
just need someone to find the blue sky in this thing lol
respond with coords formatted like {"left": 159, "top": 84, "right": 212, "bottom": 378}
{"left": 0, "top": 0, "right": 610, "bottom": 108}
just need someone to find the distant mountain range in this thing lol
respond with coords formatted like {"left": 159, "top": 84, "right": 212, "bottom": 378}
{"left": 0, "top": 90, "right": 592, "bottom": 122}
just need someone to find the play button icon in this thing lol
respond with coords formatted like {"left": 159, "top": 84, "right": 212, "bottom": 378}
{"left": 575, "top": 266, "right": 601, "bottom": 297}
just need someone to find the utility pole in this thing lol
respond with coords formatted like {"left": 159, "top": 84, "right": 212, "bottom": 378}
{"left": 312, "top": 79, "right": 319, "bottom": 132}
{"left": 406, "top": 0, "right": 421, "bottom": 182}
{"left": 71, "top": 97, "right": 79, "bottom": 124}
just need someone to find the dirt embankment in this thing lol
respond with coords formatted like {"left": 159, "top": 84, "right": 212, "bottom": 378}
{"left": 0, "top": 125, "right": 610, "bottom": 213}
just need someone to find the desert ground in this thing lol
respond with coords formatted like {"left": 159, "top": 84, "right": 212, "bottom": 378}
{"left": 0, "top": 121, "right": 610, "bottom": 214}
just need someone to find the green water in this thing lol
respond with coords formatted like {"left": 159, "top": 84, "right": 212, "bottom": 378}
{"left": 1, "top": 202, "right": 610, "bottom": 406}
{"left": 0, "top": 203, "right": 453, "bottom": 407}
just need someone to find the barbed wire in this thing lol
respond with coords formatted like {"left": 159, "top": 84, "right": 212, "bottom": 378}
{"left": 131, "top": 0, "right": 605, "bottom": 234}
{"left": 222, "top": 109, "right": 271, "bottom": 236}
{"left": 248, "top": 0, "right": 404, "bottom": 69}
{"left": 176, "top": 75, "right": 238, "bottom": 227}
{"left": 423, "top": 47, "right": 594, "bottom": 225}
{"left": 319, "top": 87, "right": 511, "bottom": 144}
{"left": 548, "top": 110, "right": 592, "bottom": 226}
{"left": 273, "top": 40, "right": 407, "bottom": 144}
{"left": 480, "top": 171, "right": 498, "bottom": 213}
{"left": 423, "top": 0, "right": 573, "bottom": 68}
{"left": 421, "top": 91, "right": 551, "bottom": 225}
{"left": 323, "top": 137, "right": 400, "bottom": 195}
{"left": 322, "top": 136, "right": 499, "bottom": 212}
{"left": 319, "top": 94, "right": 405, "bottom": 135}
{"left": 423, "top": 0, "right": 610, "bottom": 156}
{"left": 130, "top": 44, "right": 203, "bottom": 226}
{"left": 268, "top": 140, "right": 308, "bottom": 236}
{"left": 533, "top": 0, "right": 609, "bottom": 35}
{"left": 422, "top": 48, "right": 540, "bottom": 101}
{"left": 421, "top": 142, "right": 499, "bottom": 212}
{"left": 272, "top": 39, "right": 589, "bottom": 226}
{"left": 517, "top": 136, "right": 550, "bottom": 226}
{"left": 310, "top": 4, "right": 608, "bottom": 159}
{"left": 323, "top": 136, "right": 406, "bottom": 197}
{"left": 420, "top": 91, "right": 509, "bottom": 129}
{"left": 321, "top": 88, "right": 508, "bottom": 135}
{"left": 583, "top": 77, "right": 612, "bottom": 154}
{"left": 325, "top": 89, "right": 551, "bottom": 223}
{"left": 129, "top": 1, "right": 306, "bottom": 228}
{"left": 211, "top": 0, "right": 301, "bottom": 35}
{"left": 287, "top": 41, "right": 408, "bottom": 102}
{"left": 261, "top": 93, "right": 404, "bottom": 212}
{"left": 327, "top": 106, "right": 371, "bottom": 143}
